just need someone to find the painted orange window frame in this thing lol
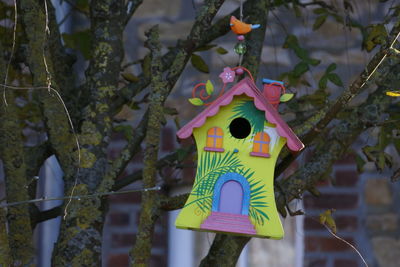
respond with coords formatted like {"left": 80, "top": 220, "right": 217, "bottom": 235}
{"left": 250, "top": 132, "right": 270, "bottom": 158}
{"left": 204, "top": 127, "right": 224, "bottom": 152}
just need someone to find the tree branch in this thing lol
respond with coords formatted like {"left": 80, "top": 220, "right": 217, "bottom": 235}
{"left": 124, "top": 0, "right": 144, "bottom": 26}
{"left": 112, "top": 145, "right": 195, "bottom": 191}
{"left": 0, "top": 41, "right": 11, "bottom": 267}
{"left": 130, "top": 25, "right": 165, "bottom": 266}
{"left": 109, "top": 0, "right": 227, "bottom": 184}
{"left": 276, "top": 19, "right": 400, "bottom": 176}
{"left": 276, "top": 59, "right": 400, "bottom": 216}
{"left": 0, "top": 92, "right": 35, "bottom": 265}
{"left": 115, "top": 0, "right": 250, "bottom": 110}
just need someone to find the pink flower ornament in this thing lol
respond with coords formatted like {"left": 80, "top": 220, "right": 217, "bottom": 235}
{"left": 219, "top": 67, "right": 236, "bottom": 83}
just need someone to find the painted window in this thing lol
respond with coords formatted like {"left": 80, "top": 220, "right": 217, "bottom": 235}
{"left": 250, "top": 132, "right": 270, "bottom": 158}
{"left": 204, "top": 127, "right": 224, "bottom": 152}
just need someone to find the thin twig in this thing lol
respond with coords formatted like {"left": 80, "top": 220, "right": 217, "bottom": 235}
{"left": 0, "top": 186, "right": 161, "bottom": 208}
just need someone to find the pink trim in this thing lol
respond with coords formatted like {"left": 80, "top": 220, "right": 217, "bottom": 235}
{"left": 204, "top": 147, "right": 224, "bottom": 152}
{"left": 200, "top": 212, "right": 257, "bottom": 235}
{"left": 177, "top": 77, "right": 305, "bottom": 151}
{"left": 250, "top": 152, "right": 270, "bottom": 158}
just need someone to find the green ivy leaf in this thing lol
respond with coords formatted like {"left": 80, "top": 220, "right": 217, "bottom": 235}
{"left": 188, "top": 98, "right": 204, "bottom": 106}
{"left": 313, "top": 15, "right": 328, "bottom": 31}
{"left": 114, "top": 125, "right": 134, "bottom": 142}
{"left": 364, "top": 24, "right": 387, "bottom": 52}
{"left": 121, "top": 72, "right": 139, "bottom": 82}
{"left": 319, "top": 75, "right": 328, "bottom": 89}
{"left": 293, "top": 62, "right": 309, "bottom": 77}
{"left": 326, "top": 63, "right": 337, "bottom": 73}
{"left": 308, "top": 58, "right": 321, "bottom": 66}
{"left": 355, "top": 154, "right": 366, "bottom": 173}
{"left": 206, "top": 80, "right": 214, "bottom": 95}
{"left": 62, "top": 30, "right": 92, "bottom": 59}
{"left": 216, "top": 47, "right": 228, "bottom": 55}
{"left": 191, "top": 54, "right": 209, "bottom": 73}
{"left": 280, "top": 93, "right": 294, "bottom": 102}
{"left": 195, "top": 44, "right": 217, "bottom": 52}
{"left": 328, "top": 73, "right": 343, "bottom": 86}
{"left": 313, "top": 8, "right": 327, "bottom": 14}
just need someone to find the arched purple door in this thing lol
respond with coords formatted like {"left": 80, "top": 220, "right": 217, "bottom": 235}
{"left": 218, "top": 180, "right": 243, "bottom": 214}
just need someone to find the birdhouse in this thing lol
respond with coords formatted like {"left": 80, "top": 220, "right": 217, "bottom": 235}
{"left": 175, "top": 77, "right": 304, "bottom": 239}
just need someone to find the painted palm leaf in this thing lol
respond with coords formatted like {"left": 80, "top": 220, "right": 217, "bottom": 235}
{"left": 231, "top": 100, "right": 266, "bottom": 133}
{"left": 249, "top": 178, "right": 270, "bottom": 225}
{"left": 188, "top": 151, "right": 270, "bottom": 225}
{"left": 193, "top": 152, "right": 242, "bottom": 196}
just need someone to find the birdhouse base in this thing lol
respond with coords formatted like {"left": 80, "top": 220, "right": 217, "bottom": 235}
{"left": 200, "top": 211, "right": 257, "bottom": 235}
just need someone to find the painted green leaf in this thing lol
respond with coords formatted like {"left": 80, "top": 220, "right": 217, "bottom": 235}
{"left": 313, "top": 15, "right": 327, "bottom": 30}
{"left": 216, "top": 47, "right": 228, "bottom": 55}
{"left": 280, "top": 93, "right": 294, "bottom": 102}
{"left": 326, "top": 63, "right": 337, "bottom": 73}
{"left": 328, "top": 73, "right": 343, "bottom": 86}
{"left": 206, "top": 80, "right": 214, "bottom": 95}
{"left": 191, "top": 54, "right": 209, "bottom": 73}
{"left": 188, "top": 98, "right": 204, "bottom": 106}
{"left": 231, "top": 100, "right": 265, "bottom": 133}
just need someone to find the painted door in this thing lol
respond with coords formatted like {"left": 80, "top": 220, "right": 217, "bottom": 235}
{"left": 218, "top": 180, "right": 243, "bottom": 214}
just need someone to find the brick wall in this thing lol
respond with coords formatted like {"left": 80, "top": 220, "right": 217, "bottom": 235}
{"left": 303, "top": 153, "right": 400, "bottom": 267}
{"left": 102, "top": 128, "right": 176, "bottom": 266}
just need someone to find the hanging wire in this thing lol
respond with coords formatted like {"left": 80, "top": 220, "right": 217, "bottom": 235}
{"left": 0, "top": 186, "right": 161, "bottom": 209}
{"left": 0, "top": 0, "right": 82, "bottom": 219}
{"left": 238, "top": 0, "right": 244, "bottom": 66}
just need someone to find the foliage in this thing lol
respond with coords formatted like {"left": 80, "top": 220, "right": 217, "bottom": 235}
{"left": 187, "top": 152, "right": 269, "bottom": 224}
{"left": 231, "top": 100, "right": 265, "bottom": 133}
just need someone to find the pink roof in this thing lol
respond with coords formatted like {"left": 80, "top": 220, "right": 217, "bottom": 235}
{"left": 177, "top": 77, "right": 304, "bottom": 151}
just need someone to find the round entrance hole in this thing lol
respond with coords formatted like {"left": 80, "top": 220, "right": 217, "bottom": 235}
{"left": 229, "top": 117, "right": 251, "bottom": 139}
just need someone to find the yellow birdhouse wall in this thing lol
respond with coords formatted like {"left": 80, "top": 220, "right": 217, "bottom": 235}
{"left": 175, "top": 95, "right": 286, "bottom": 239}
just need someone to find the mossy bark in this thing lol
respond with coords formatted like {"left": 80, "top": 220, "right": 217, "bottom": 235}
{"left": 0, "top": 42, "right": 11, "bottom": 267}
{"left": 0, "top": 93, "right": 35, "bottom": 266}
{"left": 129, "top": 26, "right": 165, "bottom": 267}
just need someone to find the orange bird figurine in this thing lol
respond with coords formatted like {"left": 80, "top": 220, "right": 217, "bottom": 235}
{"left": 230, "top": 16, "right": 260, "bottom": 35}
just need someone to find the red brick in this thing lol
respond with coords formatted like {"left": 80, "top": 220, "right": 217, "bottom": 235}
{"left": 161, "top": 127, "right": 175, "bottom": 152}
{"left": 131, "top": 150, "right": 144, "bottom": 164}
{"left": 304, "top": 258, "right": 327, "bottom": 267}
{"left": 335, "top": 154, "right": 356, "bottom": 165}
{"left": 150, "top": 255, "right": 167, "bottom": 267}
{"left": 305, "top": 216, "right": 358, "bottom": 231}
{"left": 334, "top": 259, "right": 358, "bottom": 267}
{"left": 108, "top": 192, "right": 141, "bottom": 203}
{"left": 107, "top": 254, "right": 129, "bottom": 267}
{"left": 304, "top": 194, "right": 358, "bottom": 209}
{"left": 306, "top": 236, "right": 355, "bottom": 252}
{"left": 334, "top": 170, "right": 358, "bottom": 187}
{"left": 109, "top": 212, "right": 130, "bottom": 226}
{"left": 111, "top": 233, "right": 136, "bottom": 248}
{"left": 153, "top": 232, "right": 167, "bottom": 247}
{"left": 336, "top": 216, "right": 358, "bottom": 231}
{"left": 316, "top": 178, "right": 331, "bottom": 187}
